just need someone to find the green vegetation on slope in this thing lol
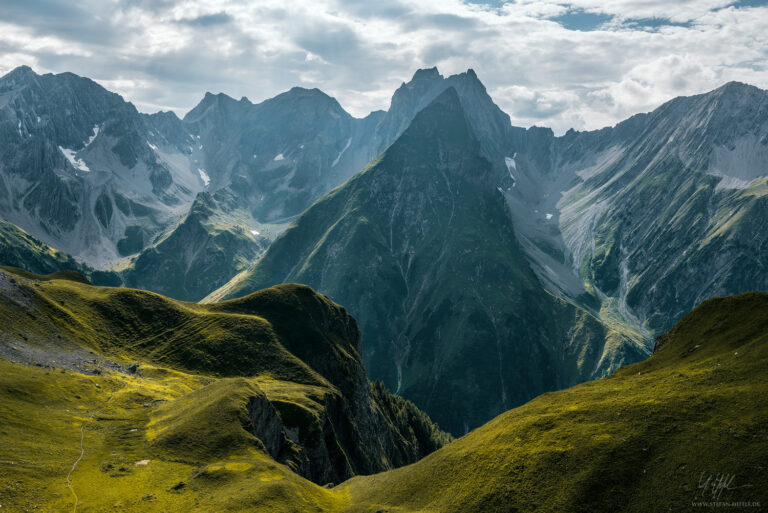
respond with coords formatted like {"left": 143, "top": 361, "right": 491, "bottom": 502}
{"left": 2, "top": 276, "right": 764, "bottom": 512}
{"left": 0, "top": 267, "right": 448, "bottom": 511}
{"left": 0, "top": 357, "right": 347, "bottom": 513}
{"left": 341, "top": 292, "right": 768, "bottom": 512}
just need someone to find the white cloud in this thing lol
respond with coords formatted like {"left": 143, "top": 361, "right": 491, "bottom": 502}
{"left": 1, "top": 1, "right": 767, "bottom": 134}
{"left": 0, "top": 21, "right": 92, "bottom": 57}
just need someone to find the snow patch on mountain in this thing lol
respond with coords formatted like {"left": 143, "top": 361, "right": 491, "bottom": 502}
{"left": 198, "top": 168, "right": 210, "bottom": 187}
{"left": 707, "top": 135, "right": 768, "bottom": 190}
{"left": 59, "top": 147, "right": 90, "bottom": 172}
{"left": 86, "top": 125, "right": 100, "bottom": 146}
{"left": 332, "top": 138, "right": 352, "bottom": 167}
{"left": 504, "top": 155, "right": 517, "bottom": 185}
{"left": 505, "top": 154, "right": 516, "bottom": 171}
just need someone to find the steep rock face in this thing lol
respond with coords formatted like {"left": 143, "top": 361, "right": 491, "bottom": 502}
{"left": 509, "top": 82, "right": 768, "bottom": 335}
{"left": 182, "top": 87, "right": 375, "bottom": 223}
{"left": 372, "top": 67, "right": 518, "bottom": 183}
{"left": 177, "top": 67, "right": 518, "bottom": 228}
{"left": 210, "top": 285, "right": 449, "bottom": 483}
{"left": 0, "top": 66, "right": 204, "bottom": 266}
{"left": 211, "top": 89, "right": 646, "bottom": 434}
{"left": 0, "top": 269, "right": 448, "bottom": 485}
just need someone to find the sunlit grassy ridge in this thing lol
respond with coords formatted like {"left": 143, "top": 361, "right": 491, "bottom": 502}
{"left": 0, "top": 358, "right": 346, "bottom": 512}
{"left": 340, "top": 292, "right": 768, "bottom": 512}
{"left": 0, "top": 265, "right": 359, "bottom": 385}
{"left": 0, "top": 220, "right": 84, "bottom": 275}
{"left": 0, "top": 267, "right": 447, "bottom": 512}
{"left": 0, "top": 221, "right": 122, "bottom": 286}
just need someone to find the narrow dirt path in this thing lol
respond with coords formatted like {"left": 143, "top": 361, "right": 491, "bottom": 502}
{"left": 65, "top": 417, "right": 90, "bottom": 513}
{"left": 65, "top": 386, "right": 116, "bottom": 513}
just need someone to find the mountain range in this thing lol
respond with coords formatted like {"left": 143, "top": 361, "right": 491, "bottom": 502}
{"left": 2, "top": 64, "right": 768, "bottom": 437}
{"left": 207, "top": 74, "right": 768, "bottom": 433}
{"left": 209, "top": 87, "right": 647, "bottom": 433}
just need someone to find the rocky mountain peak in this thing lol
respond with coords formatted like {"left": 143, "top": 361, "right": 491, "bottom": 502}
{"left": 1, "top": 65, "right": 37, "bottom": 84}
{"left": 410, "top": 66, "right": 443, "bottom": 82}
{"left": 271, "top": 86, "right": 350, "bottom": 117}
{"left": 183, "top": 91, "right": 241, "bottom": 122}
{"left": 711, "top": 80, "right": 763, "bottom": 98}
{"left": 396, "top": 86, "right": 475, "bottom": 150}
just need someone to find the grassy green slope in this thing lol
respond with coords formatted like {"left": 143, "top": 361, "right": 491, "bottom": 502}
{"left": 1, "top": 270, "right": 765, "bottom": 512}
{"left": 0, "top": 357, "right": 346, "bottom": 513}
{"left": 0, "top": 267, "right": 448, "bottom": 512}
{"left": 341, "top": 292, "right": 768, "bottom": 512}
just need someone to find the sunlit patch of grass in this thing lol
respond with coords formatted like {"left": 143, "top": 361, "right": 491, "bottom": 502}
{"left": 339, "top": 293, "right": 768, "bottom": 513}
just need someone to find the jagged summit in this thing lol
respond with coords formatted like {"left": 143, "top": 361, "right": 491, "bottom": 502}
{"left": 183, "top": 91, "right": 241, "bottom": 121}
{"left": 270, "top": 85, "right": 350, "bottom": 115}
{"left": 287, "top": 85, "right": 330, "bottom": 95}
{"left": 410, "top": 66, "right": 443, "bottom": 82}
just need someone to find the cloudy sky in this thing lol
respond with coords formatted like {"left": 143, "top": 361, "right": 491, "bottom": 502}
{"left": 1, "top": 0, "right": 766, "bottom": 133}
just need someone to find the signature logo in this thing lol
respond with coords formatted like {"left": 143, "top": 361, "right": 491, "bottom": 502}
{"left": 691, "top": 472, "right": 759, "bottom": 508}
{"left": 696, "top": 472, "right": 736, "bottom": 501}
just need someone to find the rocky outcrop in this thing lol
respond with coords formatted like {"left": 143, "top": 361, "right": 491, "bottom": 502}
{"left": 213, "top": 284, "right": 450, "bottom": 484}
{"left": 122, "top": 191, "right": 268, "bottom": 301}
